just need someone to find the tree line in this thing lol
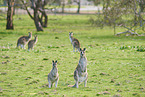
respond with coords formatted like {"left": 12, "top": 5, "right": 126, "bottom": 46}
{"left": 1, "top": 0, "right": 145, "bottom": 34}
{"left": 2, "top": 0, "right": 84, "bottom": 31}
{"left": 90, "top": 0, "right": 145, "bottom": 35}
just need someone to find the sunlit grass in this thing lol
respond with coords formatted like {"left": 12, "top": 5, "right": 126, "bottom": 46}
{"left": 0, "top": 14, "right": 145, "bottom": 97}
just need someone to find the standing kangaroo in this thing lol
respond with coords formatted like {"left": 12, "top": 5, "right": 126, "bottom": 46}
{"left": 69, "top": 32, "right": 80, "bottom": 52}
{"left": 17, "top": 32, "right": 32, "bottom": 49}
{"left": 73, "top": 48, "right": 88, "bottom": 88}
{"left": 28, "top": 35, "right": 38, "bottom": 51}
{"left": 48, "top": 60, "right": 59, "bottom": 88}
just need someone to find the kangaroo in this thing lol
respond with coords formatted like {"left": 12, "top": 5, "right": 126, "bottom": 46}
{"left": 48, "top": 60, "right": 59, "bottom": 88}
{"left": 17, "top": 32, "right": 32, "bottom": 49}
{"left": 69, "top": 32, "right": 80, "bottom": 52}
{"left": 28, "top": 35, "right": 38, "bottom": 51}
{"left": 73, "top": 48, "right": 88, "bottom": 88}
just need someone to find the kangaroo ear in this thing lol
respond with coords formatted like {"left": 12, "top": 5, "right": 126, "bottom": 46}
{"left": 52, "top": 60, "right": 54, "bottom": 63}
{"left": 29, "top": 32, "right": 32, "bottom": 35}
{"left": 80, "top": 48, "right": 82, "bottom": 51}
{"left": 83, "top": 48, "right": 86, "bottom": 51}
{"left": 55, "top": 60, "right": 57, "bottom": 63}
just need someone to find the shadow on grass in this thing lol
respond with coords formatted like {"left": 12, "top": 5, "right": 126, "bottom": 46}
{"left": 87, "top": 35, "right": 145, "bottom": 40}
{"left": 0, "top": 31, "right": 15, "bottom": 34}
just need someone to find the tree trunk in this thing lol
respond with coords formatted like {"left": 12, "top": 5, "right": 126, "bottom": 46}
{"left": 62, "top": 2, "right": 65, "bottom": 13}
{"left": 113, "top": 23, "right": 116, "bottom": 35}
{"left": 21, "top": 0, "right": 48, "bottom": 31}
{"left": 13, "top": 5, "right": 15, "bottom": 15}
{"left": 43, "top": 11, "right": 48, "bottom": 27}
{"left": 40, "top": 9, "right": 48, "bottom": 27}
{"left": 6, "top": 0, "right": 15, "bottom": 30}
{"left": 34, "top": 1, "right": 43, "bottom": 32}
{"left": 77, "top": 1, "right": 80, "bottom": 13}
{"left": 34, "top": 0, "right": 43, "bottom": 31}
{"left": 34, "top": 12, "right": 43, "bottom": 31}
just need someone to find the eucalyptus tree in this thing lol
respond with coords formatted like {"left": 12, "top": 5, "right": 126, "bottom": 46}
{"left": 90, "top": 0, "right": 145, "bottom": 35}
{"left": 6, "top": 0, "right": 15, "bottom": 30}
{"left": 58, "top": 0, "right": 81, "bottom": 13}
{"left": 21, "top": 0, "right": 56, "bottom": 31}
{"left": 139, "top": 0, "right": 145, "bottom": 12}
{"left": 73, "top": 0, "right": 81, "bottom": 13}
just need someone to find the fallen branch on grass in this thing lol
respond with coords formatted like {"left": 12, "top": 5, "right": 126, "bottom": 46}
{"left": 115, "top": 24, "right": 145, "bottom": 36}
{"left": 115, "top": 31, "right": 140, "bottom": 36}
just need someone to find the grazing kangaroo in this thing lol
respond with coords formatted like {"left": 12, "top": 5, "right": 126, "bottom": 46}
{"left": 28, "top": 35, "right": 38, "bottom": 51}
{"left": 73, "top": 48, "right": 88, "bottom": 88}
{"left": 48, "top": 60, "right": 59, "bottom": 88}
{"left": 69, "top": 32, "right": 80, "bottom": 52}
{"left": 17, "top": 32, "right": 32, "bottom": 49}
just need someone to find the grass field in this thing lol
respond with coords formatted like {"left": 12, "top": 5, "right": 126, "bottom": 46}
{"left": 0, "top": 14, "right": 145, "bottom": 97}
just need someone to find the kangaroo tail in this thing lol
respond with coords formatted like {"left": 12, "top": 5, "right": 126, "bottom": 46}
{"left": 72, "top": 84, "right": 76, "bottom": 88}
{"left": 68, "top": 84, "right": 76, "bottom": 88}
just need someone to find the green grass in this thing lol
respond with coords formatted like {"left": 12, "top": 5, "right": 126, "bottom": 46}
{"left": 0, "top": 14, "right": 145, "bottom": 97}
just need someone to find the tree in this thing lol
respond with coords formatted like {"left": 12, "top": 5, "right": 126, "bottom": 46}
{"left": 61, "top": 0, "right": 65, "bottom": 13}
{"left": 59, "top": 0, "right": 68, "bottom": 13}
{"left": 73, "top": 0, "right": 81, "bottom": 13}
{"left": 6, "top": 0, "right": 15, "bottom": 30}
{"left": 90, "top": 0, "right": 145, "bottom": 35}
{"left": 21, "top": 0, "right": 54, "bottom": 31}
{"left": 21, "top": 0, "right": 43, "bottom": 31}
{"left": 139, "top": 0, "right": 145, "bottom": 12}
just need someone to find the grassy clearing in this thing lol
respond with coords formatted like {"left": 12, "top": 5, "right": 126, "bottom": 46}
{"left": 0, "top": 14, "right": 145, "bottom": 97}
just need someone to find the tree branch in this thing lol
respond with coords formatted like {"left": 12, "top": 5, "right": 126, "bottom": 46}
{"left": 20, "top": 0, "right": 34, "bottom": 20}
{"left": 120, "top": 24, "right": 136, "bottom": 32}
{"left": 115, "top": 31, "right": 139, "bottom": 36}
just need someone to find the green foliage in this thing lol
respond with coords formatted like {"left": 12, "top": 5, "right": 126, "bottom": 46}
{"left": 0, "top": 15, "right": 145, "bottom": 97}
{"left": 137, "top": 47, "right": 145, "bottom": 52}
{"left": 90, "top": 0, "right": 145, "bottom": 32}
{"left": 120, "top": 45, "right": 145, "bottom": 52}
{"left": 0, "top": 0, "right": 4, "bottom": 5}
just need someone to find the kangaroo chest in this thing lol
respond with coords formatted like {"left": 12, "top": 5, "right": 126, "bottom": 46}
{"left": 69, "top": 36, "right": 73, "bottom": 43}
{"left": 78, "top": 58, "right": 87, "bottom": 72}
{"left": 79, "top": 58, "right": 87, "bottom": 66}
{"left": 51, "top": 68, "right": 58, "bottom": 77}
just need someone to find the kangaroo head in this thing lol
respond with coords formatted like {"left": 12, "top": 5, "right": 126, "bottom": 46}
{"left": 52, "top": 60, "right": 57, "bottom": 67}
{"left": 80, "top": 48, "right": 86, "bottom": 57}
{"left": 69, "top": 32, "right": 73, "bottom": 37}
{"left": 28, "top": 32, "right": 32, "bottom": 38}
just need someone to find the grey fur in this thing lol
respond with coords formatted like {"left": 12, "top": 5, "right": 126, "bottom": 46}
{"left": 28, "top": 35, "right": 38, "bottom": 51}
{"left": 69, "top": 32, "right": 80, "bottom": 52}
{"left": 48, "top": 60, "right": 59, "bottom": 88}
{"left": 17, "top": 32, "right": 32, "bottom": 49}
{"left": 73, "top": 48, "right": 88, "bottom": 88}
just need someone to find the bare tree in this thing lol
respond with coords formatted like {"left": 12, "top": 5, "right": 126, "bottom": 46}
{"left": 6, "top": 0, "right": 15, "bottom": 30}
{"left": 21, "top": 0, "right": 43, "bottom": 31}
{"left": 38, "top": 0, "right": 49, "bottom": 27}
{"left": 21, "top": 0, "right": 55, "bottom": 31}
{"left": 61, "top": 0, "right": 65, "bottom": 13}
{"left": 73, "top": 0, "right": 80, "bottom": 13}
